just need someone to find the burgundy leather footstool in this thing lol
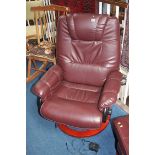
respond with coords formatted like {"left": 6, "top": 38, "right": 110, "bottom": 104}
{"left": 112, "top": 115, "right": 129, "bottom": 155}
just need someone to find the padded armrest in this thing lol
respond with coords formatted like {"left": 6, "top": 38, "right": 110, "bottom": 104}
{"left": 98, "top": 71, "right": 122, "bottom": 112}
{"left": 32, "top": 65, "right": 63, "bottom": 99}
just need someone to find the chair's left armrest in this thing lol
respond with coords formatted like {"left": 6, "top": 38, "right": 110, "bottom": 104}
{"left": 32, "top": 65, "right": 63, "bottom": 99}
{"left": 98, "top": 71, "right": 122, "bottom": 112}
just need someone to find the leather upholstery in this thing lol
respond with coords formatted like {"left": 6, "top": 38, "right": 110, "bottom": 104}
{"left": 112, "top": 115, "right": 129, "bottom": 155}
{"left": 32, "top": 13, "right": 122, "bottom": 128}
{"left": 56, "top": 13, "right": 120, "bottom": 86}
{"left": 98, "top": 71, "right": 122, "bottom": 111}
{"left": 32, "top": 65, "right": 63, "bottom": 100}
{"left": 40, "top": 81, "right": 102, "bottom": 128}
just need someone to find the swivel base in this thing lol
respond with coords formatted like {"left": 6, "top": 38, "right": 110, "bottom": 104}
{"left": 58, "top": 115, "right": 110, "bottom": 138}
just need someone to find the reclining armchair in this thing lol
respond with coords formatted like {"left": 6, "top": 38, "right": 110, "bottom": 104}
{"left": 32, "top": 13, "right": 122, "bottom": 137}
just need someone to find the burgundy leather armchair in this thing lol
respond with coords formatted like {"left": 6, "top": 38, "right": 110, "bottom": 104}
{"left": 32, "top": 13, "right": 122, "bottom": 137}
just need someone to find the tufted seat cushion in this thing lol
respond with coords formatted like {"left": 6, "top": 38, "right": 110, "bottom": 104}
{"left": 40, "top": 81, "right": 103, "bottom": 128}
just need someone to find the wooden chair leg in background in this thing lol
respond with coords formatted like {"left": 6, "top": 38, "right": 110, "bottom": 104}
{"left": 26, "top": 57, "right": 48, "bottom": 83}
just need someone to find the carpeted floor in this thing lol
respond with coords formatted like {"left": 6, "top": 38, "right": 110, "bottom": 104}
{"left": 26, "top": 72, "right": 127, "bottom": 155}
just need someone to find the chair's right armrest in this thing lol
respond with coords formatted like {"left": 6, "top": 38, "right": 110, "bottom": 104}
{"left": 32, "top": 65, "right": 63, "bottom": 98}
{"left": 98, "top": 71, "right": 122, "bottom": 112}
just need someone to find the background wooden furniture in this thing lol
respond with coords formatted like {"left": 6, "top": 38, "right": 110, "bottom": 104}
{"left": 26, "top": 4, "right": 70, "bottom": 83}
{"left": 26, "top": 0, "right": 44, "bottom": 40}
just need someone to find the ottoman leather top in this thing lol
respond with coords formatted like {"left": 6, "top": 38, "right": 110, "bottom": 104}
{"left": 112, "top": 115, "right": 129, "bottom": 155}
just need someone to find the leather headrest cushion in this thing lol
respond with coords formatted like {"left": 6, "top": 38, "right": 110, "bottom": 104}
{"left": 66, "top": 13, "right": 109, "bottom": 41}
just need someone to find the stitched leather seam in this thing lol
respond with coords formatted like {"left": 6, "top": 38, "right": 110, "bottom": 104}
{"left": 72, "top": 15, "right": 78, "bottom": 39}
{"left": 103, "top": 91, "right": 117, "bottom": 95}
{"left": 69, "top": 38, "right": 102, "bottom": 41}
{"left": 52, "top": 70, "right": 61, "bottom": 81}
{"left": 101, "top": 16, "right": 109, "bottom": 41}
{"left": 62, "top": 84, "right": 100, "bottom": 92}
{"left": 56, "top": 95, "right": 96, "bottom": 104}
{"left": 71, "top": 40, "right": 102, "bottom": 43}
{"left": 106, "top": 78, "right": 121, "bottom": 82}
{"left": 41, "top": 79, "right": 51, "bottom": 88}
{"left": 68, "top": 62, "right": 108, "bottom": 67}
{"left": 95, "top": 16, "right": 106, "bottom": 41}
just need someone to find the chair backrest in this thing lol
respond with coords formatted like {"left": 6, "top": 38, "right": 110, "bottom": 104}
{"left": 97, "top": 0, "right": 128, "bottom": 47}
{"left": 31, "top": 4, "right": 70, "bottom": 44}
{"left": 56, "top": 14, "right": 120, "bottom": 87}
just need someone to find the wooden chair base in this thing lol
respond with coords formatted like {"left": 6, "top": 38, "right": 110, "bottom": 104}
{"left": 58, "top": 115, "right": 111, "bottom": 138}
